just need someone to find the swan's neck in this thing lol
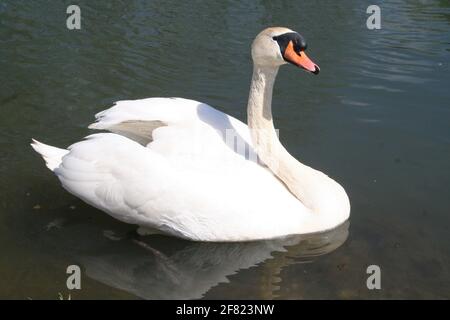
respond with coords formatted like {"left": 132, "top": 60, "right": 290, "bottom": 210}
{"left": 247, "top": 65, "right": 346, "bottom": 214}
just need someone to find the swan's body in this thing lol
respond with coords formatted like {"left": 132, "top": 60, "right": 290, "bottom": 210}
{"left": 32, "top": 27, "right": 350, "bottom": 242}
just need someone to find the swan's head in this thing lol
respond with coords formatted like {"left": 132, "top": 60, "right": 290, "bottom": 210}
{"left": 251, "top": 27, "right": 320, "bottom": 74}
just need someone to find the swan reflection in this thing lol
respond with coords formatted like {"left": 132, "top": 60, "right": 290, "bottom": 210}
{"left": 74, "top": 221, "right": 349, "bottom": 299}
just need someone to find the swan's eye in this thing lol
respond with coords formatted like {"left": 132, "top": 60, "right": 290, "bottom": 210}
{"left": 293, "top": 35, "right": 307, "bottom": 52}
{"left": 273, "top": 32, "right": 308, "bottom": 56}
{"left": 295, "top": 40, "right": 307, "bottom": 52}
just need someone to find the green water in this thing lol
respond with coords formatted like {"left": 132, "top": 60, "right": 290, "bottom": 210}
{"left": 0, "top": 0, "right": 449, "bottom": 299}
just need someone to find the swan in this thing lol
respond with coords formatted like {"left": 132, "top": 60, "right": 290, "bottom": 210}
{"left": 31, "top": 27, "right": 350, "bottom": 242}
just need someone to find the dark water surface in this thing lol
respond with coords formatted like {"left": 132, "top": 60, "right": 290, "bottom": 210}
{"left": 0, "top": 0, "right": 449, "bottom": 299}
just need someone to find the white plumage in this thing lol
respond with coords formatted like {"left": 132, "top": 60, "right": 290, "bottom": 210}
{"left": 31, "top": 27, "right": 350, "bottom": 242}
{"left": 32, "top": 98, "right": 313, "bottom": 241}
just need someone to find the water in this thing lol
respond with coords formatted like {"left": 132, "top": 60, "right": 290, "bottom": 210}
{"left": 0, "top": 0, "right": 449, "bottom": 299}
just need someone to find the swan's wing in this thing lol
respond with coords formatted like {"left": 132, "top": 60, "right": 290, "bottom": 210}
{"left": 54, "top": 98, "right": 309, "bottom": 241}
{"left": 88, "top": 97, "right": 258, "bottom": 165}
{"left": 54, "top": 133, "right": 174, "bottom": 228}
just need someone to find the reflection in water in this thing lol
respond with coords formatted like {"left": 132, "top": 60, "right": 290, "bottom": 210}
{"left": 63, "top": 222, "right": 348, "bottom": 299}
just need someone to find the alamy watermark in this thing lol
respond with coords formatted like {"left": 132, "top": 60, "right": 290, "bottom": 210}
{"left": 366, "top": 265, "right": 381, "bottom": 290}
{"left": 366, "top": 5, "right": 381, "bottom": 30}
{"left": 66, "top": 264, "right": 81, "bottom": 290}
{"left": 66, "top": 5, "right": 81, "bottom": 30}
{"left": 65, "top": 4, "right": 381, "bottom": 32}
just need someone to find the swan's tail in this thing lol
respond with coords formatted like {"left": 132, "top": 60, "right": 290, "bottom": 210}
{"left": 30, "top": 139, "right": 69, "bottom": 171}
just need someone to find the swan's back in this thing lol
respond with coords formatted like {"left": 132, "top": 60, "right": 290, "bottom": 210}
{"left": 33, "top": 98, "right": 312, "bottom": 241}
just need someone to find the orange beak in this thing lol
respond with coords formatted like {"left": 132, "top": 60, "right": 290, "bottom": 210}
{"left": 284, "top": 41, "right": 320, "bottom": 74}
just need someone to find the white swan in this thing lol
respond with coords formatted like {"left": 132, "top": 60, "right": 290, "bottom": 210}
{"left": 31, "top": 27, "right": 350, "bottom": 242}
